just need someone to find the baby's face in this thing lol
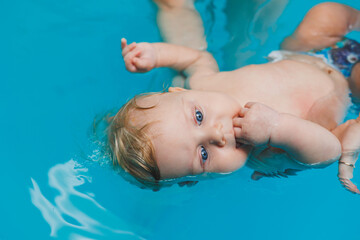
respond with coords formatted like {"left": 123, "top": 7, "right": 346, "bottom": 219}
{"left": 137, "top": 88, "right": 252, "bottom": 179}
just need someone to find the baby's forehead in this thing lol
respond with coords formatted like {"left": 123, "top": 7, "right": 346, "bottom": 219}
{"left": 129, "top": 91, "right": 190, "bottom": 136}
{"left": 128, "top": 94, "right": 160, "bottom": 126}
{"left": 136, "top": 93, "right": 162, "bottom": 107}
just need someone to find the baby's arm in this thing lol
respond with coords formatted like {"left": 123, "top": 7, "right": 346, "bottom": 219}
{"left": 270, "top": 112, "right": 341, "bottom": 166}
{"left": 233, "top": 102, "right": 341, "bottom": 166}
{"left": 121, "top": 38, "right": 218, "bottom": 79}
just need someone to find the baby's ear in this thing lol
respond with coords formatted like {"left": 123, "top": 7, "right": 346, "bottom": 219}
{"left": 168, "top": 87, "right": 187, "bottom": 93}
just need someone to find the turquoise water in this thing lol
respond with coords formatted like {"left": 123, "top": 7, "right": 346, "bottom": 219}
{"left": 2, "top": 0, "right": 360, "bottom": 239}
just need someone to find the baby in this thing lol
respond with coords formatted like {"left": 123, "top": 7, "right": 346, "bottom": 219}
{"left": 109, "top": 2, "right": 360, "bottom": 193}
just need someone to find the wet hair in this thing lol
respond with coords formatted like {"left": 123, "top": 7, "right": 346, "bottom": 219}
{"left": 107, "top": 93, "right": 161, "bottom": 189}
{"left": 108, "top": 91, "right": 204, "bottom": 191}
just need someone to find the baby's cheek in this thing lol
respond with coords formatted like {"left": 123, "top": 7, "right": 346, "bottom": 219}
{"left": 212, "top": 148, "right": 248, "bottom": 173}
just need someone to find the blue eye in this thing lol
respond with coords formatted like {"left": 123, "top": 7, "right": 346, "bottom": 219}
{"left": 195, "top": 109, "right": 203, "bottom": 125}
{"left": 200, "top": 146, "right": 208, "bottom": 162}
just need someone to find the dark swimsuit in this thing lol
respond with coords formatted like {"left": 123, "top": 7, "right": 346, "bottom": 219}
{"left": 307, "top": 37, "right": 360, "bottom": 77}
{"left": 251, "top": 38, "right": 360, "bottom": 178}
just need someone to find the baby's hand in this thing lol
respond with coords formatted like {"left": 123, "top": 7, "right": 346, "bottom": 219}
{"left": 233, "top": 102, "right": 279, "bottom": 146}
{"left": 338, "top": 177, "right": 360, "bottom": 194}
{"left": 121, "top": 38, "right": 157, "bottom": 73}
{"left": 337, "top": 118, "right": 360, "bottom": 194}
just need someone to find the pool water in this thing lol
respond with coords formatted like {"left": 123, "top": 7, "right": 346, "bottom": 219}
{"left": 2, "top": 0, "right": 360, "bottom": 239}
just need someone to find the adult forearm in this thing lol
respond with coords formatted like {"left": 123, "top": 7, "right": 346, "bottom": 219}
{"left": 270, "top": 113, "right": 341, "bottom": 166}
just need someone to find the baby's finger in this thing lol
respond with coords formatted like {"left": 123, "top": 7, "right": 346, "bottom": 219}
{"left": 234, "top": 127, "right": 242, "bottom": 139}
{"left": 122, "top": 42, "right": 137, "bottom": 57}
{"left": 233, "top": 117, "right": 243, "bottom": 127}
{"left": 121, "top": 38, "right": 127, "bottom": 50}
{"left": 124, "top": 49, "right": 141, "bottom": 66}
{"left": 244, "top": 102, "right": 256, "bottom": 108}
{"left": 124, "top": 59, "right": 137, "bottom": 72}
{"left": 238, "top": 108, "right": 248, "bottom": 117}
{"left": 133, "top": 58, "right": 150, "bottom": 72}
{"left": 122, "top": 42, "right": 137, "bottom": 56}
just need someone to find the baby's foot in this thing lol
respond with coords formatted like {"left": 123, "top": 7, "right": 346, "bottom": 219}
{"left": 338, "top": 178, "right": 360, "bottom": 194}
{"left": 338, "top": 116, "right": 360, "bottom": 194}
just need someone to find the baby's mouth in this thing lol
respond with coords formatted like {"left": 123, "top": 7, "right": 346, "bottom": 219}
{"left": 236, "top": 141, "right": 245, "bottom": 149}
{"left": 233, "top": 135, "right": 243, "bottom": 149}
{"left": 233, "top": 129, "right": 246, "bottom": 148}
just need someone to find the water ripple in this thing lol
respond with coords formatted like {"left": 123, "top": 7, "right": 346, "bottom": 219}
{"left": 29, "top": 160, "right": 145, "bottom": 240}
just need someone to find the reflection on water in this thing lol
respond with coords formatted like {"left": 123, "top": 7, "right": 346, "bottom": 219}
{"left": 29, "top": 160, "right": 145, "bottom": 240}
{"left": 222, "top": 0, "right": 289, "bottom": 69}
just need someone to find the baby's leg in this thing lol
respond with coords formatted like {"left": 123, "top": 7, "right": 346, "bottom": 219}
{"left": 154, "top": 0, "right": 207, "bottom": 50}
{"left": 349, "top": 63, "right": 360, "bottom": 101}
{"left": 281, "top": 2, "right": 360, "bottom": 51}
{"left": 332, "top": 116, "right": 360, "bottom": 194}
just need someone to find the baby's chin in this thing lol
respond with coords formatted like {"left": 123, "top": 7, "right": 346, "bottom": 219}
{"left": 235, "top": 143, "right": 253, "bottom": 167}
{"left": 236, "top": 142, "right": 245, "bottom": 148}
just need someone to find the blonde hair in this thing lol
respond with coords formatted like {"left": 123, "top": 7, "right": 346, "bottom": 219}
{"left": 108, "top": 93, "right": 161, "bottom": 189}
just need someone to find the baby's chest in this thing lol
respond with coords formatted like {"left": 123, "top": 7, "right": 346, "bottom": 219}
{"left": 240, "top": 79, "right": 335, "bottom": 119}
{"left": 257, "top": 64, "right": 348, "bottom": 120}
{"left": 283, "top": 69, "right": 349, "bottom": 127}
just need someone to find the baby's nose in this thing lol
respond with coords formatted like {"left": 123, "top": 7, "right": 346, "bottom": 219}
{"left": 209, "top": 123, "right": 226, "bottom": 147}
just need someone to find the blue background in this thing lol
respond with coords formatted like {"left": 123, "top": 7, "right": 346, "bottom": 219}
{"left": 1, "top": 0, "right": 360, "bottom": 239}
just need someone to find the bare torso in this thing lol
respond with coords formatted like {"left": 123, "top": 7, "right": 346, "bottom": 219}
{"left": 190, "top": 55, "right": 352, "bottom": 175}
{"left": 191, "top": 56, "right": 351, "bottom": 130}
